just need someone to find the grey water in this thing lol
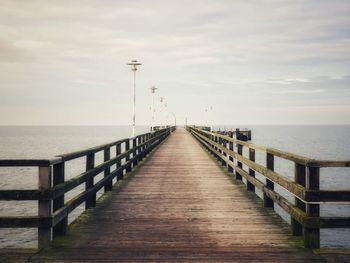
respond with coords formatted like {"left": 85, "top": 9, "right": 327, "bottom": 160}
{"left": 0, "top": 125, "right": 349, "bottom": 248}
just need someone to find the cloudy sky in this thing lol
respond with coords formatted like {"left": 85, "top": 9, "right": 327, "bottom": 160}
{"left": 0, "top": 0, "right": 349, "bottom": 125}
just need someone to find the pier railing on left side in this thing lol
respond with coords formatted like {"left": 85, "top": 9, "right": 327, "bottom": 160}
{"left": 0, "top": 127, "right": 175, "bottom": 248}
{"left": 187, "top": 126, "right": 350, "bottom": 249}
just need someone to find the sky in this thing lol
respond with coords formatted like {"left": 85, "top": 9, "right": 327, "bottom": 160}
{"left": 0, "top": 0, "right": 349, "bottom": 125}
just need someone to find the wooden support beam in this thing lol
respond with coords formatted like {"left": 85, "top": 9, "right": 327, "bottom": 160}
{"left": 228, "top": 138, "right": 234, "bottom": 173}
{"left": 52, "top": 162, "right": 67, "bottom": 238}
{"left": 104, "top": 148, "right": 112, "bottom": 192}
{"left": 292, "top": 163, "right": 305, "bottom": 236}
{"left": 116, "top": 143, "right": 123, "bottom": 180}
{"left": 85, "top": 153, "right": 96, "bottom": 209}
{"left": 132, "top": 138, "right": 138, "bottom": 167}
{"left": 125, "top": 140, "right": 131, "bottom": 173}
{"left": 38, "top": 166, "right": 52, "bottom": 248}
{"left": 264, "top": 153, "right": 274, "bottom": 208}
{"left": 247, "top": 148, "right": 255, "bottom": 191}
{"left": 236, "top": 144, "right": 243, "bottom": 180}
{"left": 303, "top": 166, "right": 320, "bottom": 249}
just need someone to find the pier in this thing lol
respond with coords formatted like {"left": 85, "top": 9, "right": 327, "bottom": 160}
{"left": 0, "top": 127, "right": 349, "bottom": 262}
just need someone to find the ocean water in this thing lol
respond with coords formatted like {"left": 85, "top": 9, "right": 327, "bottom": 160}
{"left": 0, "top": 125, "right": 349, "bottom": 248}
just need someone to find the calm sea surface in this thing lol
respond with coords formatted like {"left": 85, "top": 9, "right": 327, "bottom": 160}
{"left": 0, "top": 125, "right": 349, "bottom": 248}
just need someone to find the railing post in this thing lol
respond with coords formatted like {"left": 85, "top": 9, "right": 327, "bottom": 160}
{"left": 247, "top": 148, "right": 255, "bottom": 191}
{"left": 132, "top": 138, "right": 138, "bottom": 167}
{"left": 235, "top": 144, "right": 243, "bottom": 180}
{"left": 228, "top": 133, "right": 234, "bottom": 173}
{"left": 146, "top": 133, "right": 151, "bottom": 155}
{"left": 104, "top": 148, "right": 112, "bottom": 192}
{"left": 85, "top": 153, "right": 96, "bottom": 209}
{"left": 38, "top": 165, "right": 52, "bottom": 248}
{"left": 292, "top": 163, "right": 305, "bottom": 236}
{"left": 220, "top": 138, "right": 227, "bottom": 167}
{"left": 211, "top": 133, "right": 216, "bottom": 156}
{"left": 116, "top": 143, "right": 123, "bottom": 180}
{"left": 304, "top": 166, "right": 320, "bottom": 248}
{"left": 215, "top": 136, "right": 220, "bottom": 161}
{"left": 264, "top": 153, "right": 274, "bottom": 208}
{"left": 52, "top": 162, "right": 67, "bottom": 238}
{"left": 138, "top": 136, "right": 142, "bottom": 162}
{"left": 125, "top": 140, "right": 131, "bottom": 172}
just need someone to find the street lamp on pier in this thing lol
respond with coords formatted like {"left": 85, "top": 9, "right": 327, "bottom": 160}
{"left": 127, "top": 60, "right": 142, "bottom": 137}
{"left": 150, "top": 86, "right": 157, "bottom": 132}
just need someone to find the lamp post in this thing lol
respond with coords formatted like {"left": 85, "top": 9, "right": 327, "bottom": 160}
{"left": 209, "top": 106, "right": 213, "bottom": 131}
{"left": 164, "top": 101, "right": 168, "bottom": 127}
{"left": 127, "top": 60, "right": 142, "bottom": 137}
{"left": 160, "top": 97, "right": 164, "bottom": 128}
{"left": 205, "top": 108, "right": 208, "bottom": 127}
{"left": 171, "top": 112, "right": 176, "bottom": 127}
{"left": 150, "top": 86, "right": 157, "bottom": 132}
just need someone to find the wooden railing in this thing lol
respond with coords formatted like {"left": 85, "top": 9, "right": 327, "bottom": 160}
{"left": 187, "top": 126, "right": 350, "bottom": 249}
{"left": 0, "top": 127, "right": 175, "bottom": 248}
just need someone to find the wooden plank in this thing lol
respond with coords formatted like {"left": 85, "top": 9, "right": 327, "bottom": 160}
{"left": 304, "top": 190, "right": 350, "bottom": 202}
{"left": 309, "top": 160, "right": 350, "bottom": 168}
{"left": 0, "top": 216, "right": 52, "bottom": 228}
{"left": 0, "top": 189, "right": 42, "bottom": 200}
{"left": 0, "top": 159, "right": 60, "bottom": 167}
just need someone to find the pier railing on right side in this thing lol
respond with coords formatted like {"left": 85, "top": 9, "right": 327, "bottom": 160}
{"left": 187, "top": 126, "right": 350, "bottom": 249}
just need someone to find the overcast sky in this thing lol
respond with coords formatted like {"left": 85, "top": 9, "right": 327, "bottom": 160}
{"left": 0, "top": 0, "right": 349, "bottom": 125}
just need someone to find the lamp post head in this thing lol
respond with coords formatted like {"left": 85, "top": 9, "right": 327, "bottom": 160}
{"left": 150, "top": 86, "right": 157, "bottom": 93}
{"left": 127, "top": 60, "right": 142, "bottom": 71}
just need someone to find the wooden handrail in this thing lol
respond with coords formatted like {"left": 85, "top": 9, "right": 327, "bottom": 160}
{"left": 188, "top": 126, "right": 350, "bottom": 249}
{"left": 0, "top": 127, "right": 175, "bottom": 248}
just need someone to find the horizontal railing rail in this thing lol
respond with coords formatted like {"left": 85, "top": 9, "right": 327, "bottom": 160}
{"left": 0, "top": 126, "right": 176, "bottom": 248}
{"left": 187, "top": 126, "right": 350, "bottom": 249}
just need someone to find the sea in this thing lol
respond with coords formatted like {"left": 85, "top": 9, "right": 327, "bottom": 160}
{"left": 0, "top": 125, "right": 349, "bottom": 248}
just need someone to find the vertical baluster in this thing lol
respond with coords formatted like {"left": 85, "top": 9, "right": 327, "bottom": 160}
{"left": 116, "top": 143, "right": 123, "bottom": 180}
{"left": 292, "top": 163, "right": 305, "bottom": 236}
{"left": 264, "top": 153, "right": 274, "bottom": 208}
{"left": 247, "top": 148, "right": 255, "bottom": 191}
{"left": 145, "top": 133, "right": 150, "bottom": 154}
{"left": 222, "top": 138, "right": 227, "bottom": 167}
{"left": 132, "top": 137, "right": 138, "bottom": 167}
{"left": 38, "top": 165, "right": 52, "bottom": 248}
{"left": 104, "top": 147, "right": 112, "bottom": 191}
{"left": 235, "top": 144, "right": 243, "bottom": 180}
{"left": 53, "top": 162, "right": 67, "bottom": 238}
{"left": 125, "top": 140, "right": 131, "bottom": 172}
{"left": 138, "top": 136, "right": 142, "bottom": 162}
{"left": 304, "top": 166, "right": 320, "bottom": 248}
{"left": 228, "top": 133, "right": 234, "bottom": 173}
{"left": 215, "top": 135, "right": 220, "bottom": 161}
{"left": 146, "top": 133, "right": 151, "bottom": 155}
{"left": 85, "top": 153, "right": 96, "bottom": 209}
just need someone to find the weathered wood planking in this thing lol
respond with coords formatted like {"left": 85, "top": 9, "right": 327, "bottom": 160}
{"left": 29, "top": 129, "right": 326, "bottom": 262}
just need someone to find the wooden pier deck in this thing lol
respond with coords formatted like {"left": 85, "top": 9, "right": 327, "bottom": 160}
{"left": 27, "top": 129, "right": 326, "bottom": 262}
